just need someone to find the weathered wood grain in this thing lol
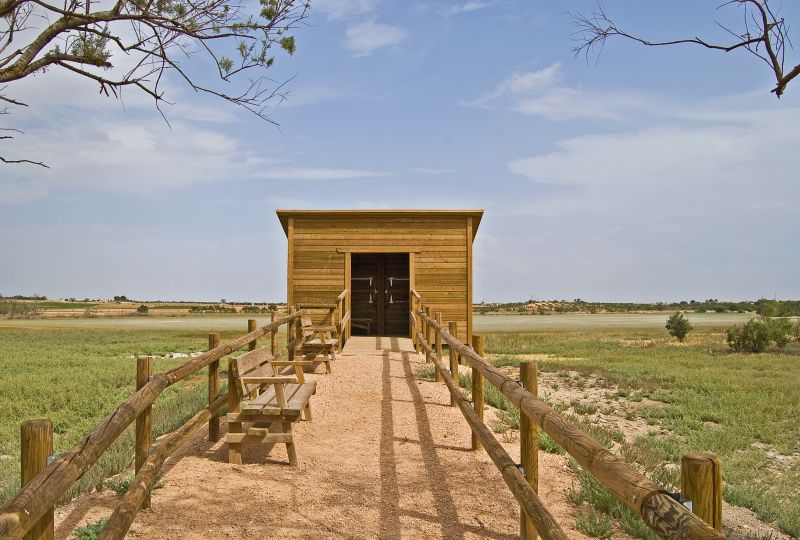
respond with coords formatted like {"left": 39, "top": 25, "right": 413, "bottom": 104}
{"left": 415, "top": 331, "right": 568, "bottom": 540}
{"left": 20, "top": 420, "right": 53, "bottom": 540}
{"left": 416, "top": 309, "right": 725, "bottom": 540}
{"left": 99, "top": 394, "right": 227, "bottom": 540}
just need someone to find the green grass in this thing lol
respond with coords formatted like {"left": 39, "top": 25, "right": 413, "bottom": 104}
{"left": 486, "top": 327, "right": 800, "bottom": 537}
{"left": 74, "top": 518, "right": 108, "bottom": 540}
{"left": 568, "top": 458, "right": 658, "bottom": 539}
{"left": 0, "top": 324, "right": 266, "bottom": 503}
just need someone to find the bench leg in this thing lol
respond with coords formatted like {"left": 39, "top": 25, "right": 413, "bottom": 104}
{"left": 304, "top": 403, "right": 313, "bottom": 422}
{"left": 228, "top": 421, "right": 243, "bottom": 465}
{"left": 283, "top": 422, "right": 298, "bottom": 466}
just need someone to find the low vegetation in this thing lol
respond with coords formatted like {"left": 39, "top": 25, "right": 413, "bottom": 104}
{"left": 74, "top": 518, "right": 108, "bottom": 540}
{"left": 726, "top": 316, "right": 797, "bottom": 352}
{"left": 0, "top": 324, "right": 275, "bottom": 503}
{"left": 665, "top": 311, "right": 692, "bottom": 342}
{"left": 485, "top": 327, "right": 800, "bottom": 536}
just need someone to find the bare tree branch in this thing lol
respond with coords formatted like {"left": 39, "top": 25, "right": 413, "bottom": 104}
{"left": 1, "top": 0, "right": 310, "bottom": 166}
{"left": 569, "top": 0, "right": 798, "bottom": 97}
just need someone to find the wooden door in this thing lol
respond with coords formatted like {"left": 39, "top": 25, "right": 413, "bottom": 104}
{"left": 350, "top": 253, "right": 409, "bottom": 336}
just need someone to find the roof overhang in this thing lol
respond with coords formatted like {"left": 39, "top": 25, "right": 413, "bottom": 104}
{"left": 275, "top": 209, "right": 484, "bottom": 239}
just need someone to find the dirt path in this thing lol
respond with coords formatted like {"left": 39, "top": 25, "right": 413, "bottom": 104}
{"left": 55, "top": 350, "right": 594, "bottom": 539}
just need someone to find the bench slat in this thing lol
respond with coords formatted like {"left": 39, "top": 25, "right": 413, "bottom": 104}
{"left": 234, "top": 347, "right": 275, "bottom": 376}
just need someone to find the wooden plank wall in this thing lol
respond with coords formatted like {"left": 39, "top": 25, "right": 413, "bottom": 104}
{"left": 289, "top": 215, "right": 471, "bottom": 339}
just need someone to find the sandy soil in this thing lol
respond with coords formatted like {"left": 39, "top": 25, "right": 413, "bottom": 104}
{"left": 55, "top": 350, "right": 597, "bottom": 539}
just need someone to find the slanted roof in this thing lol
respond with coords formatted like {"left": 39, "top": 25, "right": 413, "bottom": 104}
{"left": 275, "top": 209, "right": 484, "bottom": 239}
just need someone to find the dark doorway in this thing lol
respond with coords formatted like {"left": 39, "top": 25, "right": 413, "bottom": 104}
{"left": 351, "top": 253, "right": 410, "bottom": 336}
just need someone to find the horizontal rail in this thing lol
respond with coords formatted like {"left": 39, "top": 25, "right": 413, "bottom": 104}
{"left": 416, "top": 309, "right": 724, "bottom": 540}
{"left": 100, "top": 394, "right": 228, "bottom": 539}
{"left": 296, "top": 303, "right": 336, "bottom": 309}
{"left": 415, "top": 331, "right": 568, "bottom": 540}
{"left": 0, "top": 311, "right": 304, "bottom": 539}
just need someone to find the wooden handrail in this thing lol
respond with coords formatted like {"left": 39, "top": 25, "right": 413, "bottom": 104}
{"left": 100, "top": 394, "right": 227, "bottom": 539}
{"left": 416, "top": 309, "right": 724, "bottom": 540}
{"left": 415, "top": 330, "right": 569, "bottom": 540}
{"left": 0, "top": 311, "right": 304, "bottom": 539}
{"left": 337, "top": 289, "right": 348, "bottom": 302}
{"left": 410, "top": 288, "right": 421, "bottom": 301}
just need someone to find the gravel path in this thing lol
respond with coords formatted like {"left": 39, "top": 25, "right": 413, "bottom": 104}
{"left": 55, "top": 350, "right": 592, "bottom": 539}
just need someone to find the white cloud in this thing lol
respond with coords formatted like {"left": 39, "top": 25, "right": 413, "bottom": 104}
{"left": 446, "top": 1, "right": 495, "bottom": 16}
{"left": 506, "top": 110, "right": 800, "bottom": 219}
{"left": 311, "top": 0, "right": 377, "bottom": 19}
{"left": 344, "top": 21, "right": 407, "bottom": 57}
{"left": 254, "top": 167, "right": 389, "bottom": 180}
{"left": 1, "top": 117, "right": 258, "bottom": 200}
{"left": 462, "top": 62, "right": 652, "bottom": 120}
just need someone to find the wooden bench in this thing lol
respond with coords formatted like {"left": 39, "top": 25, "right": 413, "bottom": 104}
{"left": 226, "top": 346, "right": 316, "bottom": 466}
{"left": 299, "top": 315, "right": 338, "bottom": 374}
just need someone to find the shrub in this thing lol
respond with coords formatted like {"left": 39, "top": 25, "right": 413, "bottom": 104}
{"left": 74, "top": 518, "right": 108, "bottom": 540}
{"left": 268, "top": 303, "right": 278, "bottom": 311}
{"left": 665, "top": 311, "right": 692, "bottom": 342}
{"left": 726, "top": 317, "right": 793, "bottom": 352}
{"left": 136, "top": 304, "right": 149, "bottom": 315}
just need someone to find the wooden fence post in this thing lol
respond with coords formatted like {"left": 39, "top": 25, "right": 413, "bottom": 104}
{"left": 288, "top": 306, "right": 295, "bottom": 360}
{"left": 21, "top": 419, "right": 54, "bottom": 540}
{"left": 471, "top": 335, "right": 485, "bottom": 451}
{"left": 410, "top": 296, "right": 416, "bottom": 349}
{"left": 448, "top": 321, "right": 459, "bottom": 407}
{"left": 135, "top": 356, "right": 152, "bottom": 509}
{"left": 681, "top": 453, "right": 723, "bottom": 532}
{"left": 248, "top": 319, "right": 258, "bottom": 397}
{"left": 270, "top": 311, "right": 277, "bottom": 357}
{"left": 520, "top": 361, "right": 539, "bottom": 540}
{"left": 248, "top": 319, "right": 257, "bottom": 350}
{"left": 434, "top": 312, "right": 443, "bottom": 382}
{"left": 424, "top": 306, "right": 432, "bottom": 363}
{"left": 207, "top": 333, "right": 220, "bottom": 443}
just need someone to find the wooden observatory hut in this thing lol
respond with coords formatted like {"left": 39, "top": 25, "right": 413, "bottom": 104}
{"left": 277, "top": 210, "right": 483, "bottom": 344}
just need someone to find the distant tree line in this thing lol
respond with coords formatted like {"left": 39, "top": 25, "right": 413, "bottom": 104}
{"left": 476, "top": 299, "right": 800, "bottom": 316}
{"left": 0, "top": 294, "right": 46, "bottom": 300}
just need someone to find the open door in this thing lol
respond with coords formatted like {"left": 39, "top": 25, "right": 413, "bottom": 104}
{"left": 350, "top": 253, "right": 409, "bottom": 336}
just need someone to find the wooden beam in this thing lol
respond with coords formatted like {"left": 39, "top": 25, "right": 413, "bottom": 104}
{"left": 20, "top": 420, "right": 53, "bottom": 540}
{"left": 0, "top": 311, "right": 304, "bottom": 539}
{"left": 471, "top": 335, "right": 484, "bottom": 452}
{"left": 135, "top": 356, "right": 152, "bottom": 510}
{"left": 681, "top": 453, "right": 723, "bottom": 532}
{"left": 520, "top": 361, "right": 539, "bottom": 539}
{"left": 448, "top": 321, "right": 458, "bottom": 407}
{"left": 99, "top": 395, "right": 227, "bottom": 540}
{"left": 336, "top": 247, "right": 422, "bottom": 253}
{"left": 207, "top": 333, "right": 221, "bottom": 443}
{"left": 416, "top": 309, "right": 725, "bottom": 540}
{"left": 415, "top": 331, "right": 568, "bottom": 540}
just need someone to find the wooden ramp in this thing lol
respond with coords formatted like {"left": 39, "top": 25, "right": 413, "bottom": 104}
{"left": 341, "top": 336, "right": 416, "bottom": 356}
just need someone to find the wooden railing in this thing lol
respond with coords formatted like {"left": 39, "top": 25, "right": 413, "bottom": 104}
{"left": 336, "top": 288, "right": 350, "bottom": 351}
{"left": 410, "top": 295, "right": 725, "bottom": 540}
{"left": 0, "top": 310, "right": 304, "bottom": 540}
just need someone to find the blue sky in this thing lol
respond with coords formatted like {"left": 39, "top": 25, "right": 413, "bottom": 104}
{"left": 2, "top": 0, "right": 799, "bottom": 302}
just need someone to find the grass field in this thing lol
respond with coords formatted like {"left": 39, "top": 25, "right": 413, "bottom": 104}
{"left": 483, "top": 325, "right": 800, "bottom": 537}
{"left": 0, "top": 316, "right": 279, "bottom": 504}
{"left": 1, "top": 313, "right": 797, "bottom": 537}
